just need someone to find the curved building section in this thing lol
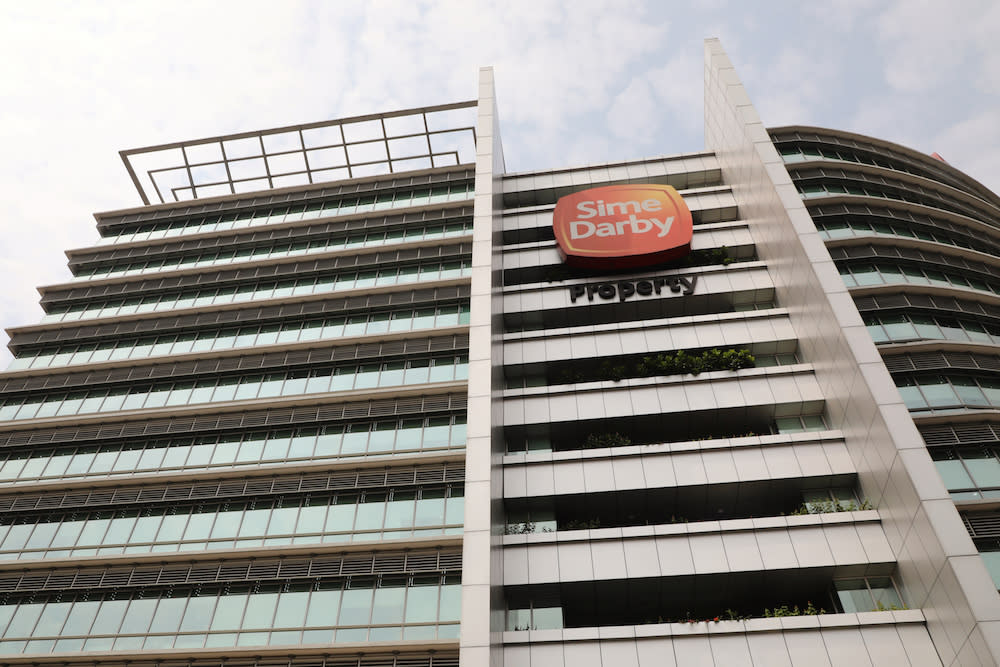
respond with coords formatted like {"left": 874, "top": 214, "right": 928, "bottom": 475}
{"left": 772, "top": 125, "right": 1000, "bottom": 590}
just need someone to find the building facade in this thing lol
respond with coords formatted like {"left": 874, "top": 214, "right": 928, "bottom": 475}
{"left": 0, "top": 39, "right": 996, "bottom": 667}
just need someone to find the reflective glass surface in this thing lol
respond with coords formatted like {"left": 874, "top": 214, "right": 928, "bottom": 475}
{"left": 0, "top": 416, "right": 466, "bottom": 484}
{"left": 839, "top": 261, "right": 1000, "bottom": 297}
{"left": 0, "top": 577, "right": 461, "bottom": 653}
{"left": 931, "top": 445, "right": 1000, "bottom": 499}
{"left": 982, "top": 551, "right": 1000, "bottom": 589}
{"left": 42, "top": 260, "right": 472, "bottom": 323}
{"left": 781, "top": 145, "right": 942, "bottom": 182}
{"left": 816, "top": 219, "right": 1000, "bottom": 258}
{"left": 895, "top": 374, "right": 1000, "bottom": 412}
{"left": 834, "top": 578, "right": 903, "bottom": 613}
{"left": 96, "top": 184, "right": 474, "bottom": 245}
{"left": 0, "top": 485, "right": 464, "bottom": 560}
{"left": 9, "top": 304, "right": 470, "bottom": 371}
{"left": 0, "top": 356, "right": 469, "bottom": 421}
{"left": 863, "top": 312, "right": 1000, "bottom": 346}
{"left": 76, "top": 221, "right": 472, "bottom": 281}
{"left": 796, "top": 179, "right": 983, "bottom": 221}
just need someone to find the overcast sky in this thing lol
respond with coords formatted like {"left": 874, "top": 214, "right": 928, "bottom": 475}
{"left": 0, "top": 0, "right": 997, "bottom": 367}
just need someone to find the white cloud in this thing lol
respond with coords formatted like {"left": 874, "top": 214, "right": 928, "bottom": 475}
{"left": 876, "top": 0, "right": 1000, "bottom": 93}
{"left": 0, "top": 0, "right": 997, "bottom": 373}
{"left": 930, "top": 108, "right": 1000, "bottom": 195}
{"left": 606, "top": 51, "right": 704, "bottom": 142}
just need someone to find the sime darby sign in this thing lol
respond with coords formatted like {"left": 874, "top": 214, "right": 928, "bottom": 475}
{"left": 552, "top": 184, "right": 693, "bottom": 269}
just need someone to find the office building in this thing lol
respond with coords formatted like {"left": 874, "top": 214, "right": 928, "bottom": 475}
{"left": 0, "top": 38, "right": 996, "bottom": 667}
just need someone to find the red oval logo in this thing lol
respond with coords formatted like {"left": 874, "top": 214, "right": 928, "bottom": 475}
{"left": 553, "top": 184, "right": 693, "bottom": 269}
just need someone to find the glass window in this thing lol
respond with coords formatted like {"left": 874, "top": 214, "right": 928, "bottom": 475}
{"left": 90, "top": 599, "right": 128, "bottom": 636}
{"left": 963, "top": 448, "right": 1000, "bottom": 488}
{"left": 305, "top": 587, "right": 342, "bottom": 627}
{"left": 938, "top": 318, "right": 970, "bottom": 342}
{"left": 896, "top": 378, "right": 927, "bottom": 410}
{"left": 384, "top": 490, "right": 415, "bottom": 529}
{"left": 932, "top": 451, "right": 974, "bottom": 490}
{"left": 881, "top": 314, "right": 918, "bottom": 341}
{"left": 274, "top": 589, "right": 310, "bottom": 628}
{"left": 210, "top": 592, "right": 247, "bottom": 631}
{"left": 242, "top": 591, "right": 280, "bottom": 629}
{"left": 209, "top": 510, "right": 242, "bottom": 540}
{"left": 919, "top": 376, "right": 959, "bottom": 408}
{"left": 981, "top": 378, "right": 1000, "bottom": 406}
{"left": 157, "top": 514, "right": 189, "bottom": 542}
{"left": 183, "top": 512, "right": 215, "bottom": 541}
{"left": 103, "top": 515, "right": 138, "bottom": 545}
{"left": 131, "top": 515, "right": 163, "bottom": 544}
{"left": 868, "top": 577, "right": 903, "bottom": 609}
{"left": 238, "top": 508, "right": 271, "bottom": 537}
{"left": 910, "top": 315, "right": 942, "bottom": 340}
{"left": 33, "top": 602, "right": 70, "bottom": 637}
{"left": 62, "top": 600, "right": 100, "bottom": 636}
{"left": 438, "top": 582, "right": 461, "bottom": 622}
{"left": 325, "top": 499, "right": 356, "bottom": 533}
{"left": 150, "top": 596, "right": 187, "bottom": 633}
{"left": 415, "top": 488, "right": 446, "bottom": 527}
{"left": 294, "top": 500, "right": 326, "bottom": 534}
{"left": 25, "top": 522, "right": 58, "bottom": 550}
{"left": 4, "top": 603, "right": 43, "bottom": 638}
{"left": 982, "top": 551, "right": 1000, "bottom": 588}
{"left": 371, "top": 583, "right": 405, "bottom": 624}
{"left": 339, "top": 584, "right": 373, "bottom": 625}
{"left": 851, "top": 264, "right": 882, "bottom": 286}
{"left": 404, "top": 579, "right": 439, "bottom": 623}
{"left": 835, "top": 580, "right": 875, "bottom": 613}
{"left": 119, "top": 598, "right": 157, "bottom": 634}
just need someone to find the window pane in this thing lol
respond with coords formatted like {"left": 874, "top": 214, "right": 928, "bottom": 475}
{"left": 179, "top": 595, "right": 216, "bottom": 633}
{"left": 150, "top": 596, "right": 187, "bottom": 633}
{"left": 952, "top": 377, "right": 990, "bottom": 408}
{"left": 62, "top": 600, "right": 100, "bottom": 636}
{"left": 4, "top": 603, "right": 44, "bottom": 637}
{"left": 210, "top": 594, "right": 247, "bottom": 631}
{"left": 834, "top": 580, "right": 872, "bottom": 613}
{"left": 119, "top": 598, "right": 157, "bottom": 634}
{"left": 339, "top": 587, "right": 373, "bottom": 625}
{"left": 964, "top": 449, "right": 1000, "bottom": 488}
{"left": 371, "top": 586, "right": 405, "bottom": 624}
{"left": 274, "top": 590, "right": 310, "bottom": 628}
{"left": 404, "top": 583, "right": 438, "bottom": 623}
{"left": 242, "top": 592, "right": 279, "bottom": 629}
{"left": 305, "top": 589, "right": 341, "bottom": 627}
{"left": 33, "top": 602, "right": 71, "bottom": 636}
{"left": 933, "top": 457, "right": 974, "bottom": 490}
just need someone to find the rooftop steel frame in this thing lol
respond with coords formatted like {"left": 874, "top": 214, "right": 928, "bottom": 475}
{"left": 120, "top": 101, "right": 478, "bottom": 205}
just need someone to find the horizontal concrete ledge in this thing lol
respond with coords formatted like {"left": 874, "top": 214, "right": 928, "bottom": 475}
{"left": 0, "top": 532, "right": 464, "bottom": 572}
{"left": 503, "top": 429, "right": 846, "bottom": 466}
{"left": 0, "top": 638, "right": 460, "bottom": 663}
{"left": 502, "top": 306, "right": 791, "bottom": 344}
{"left": 501, "top": 510, "right": 881, "bottom": 546}
{"left": 501, "top": 609, "right": 926, "bottom": 644}
{"left": 502, "top": 362, "right": 815, "bottom": 400}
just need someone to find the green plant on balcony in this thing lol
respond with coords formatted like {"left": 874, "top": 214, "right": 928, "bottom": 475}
{"left": 582, "top": 432, "right": 632, "bottom": 448}
{"left": 504, "top": 521, "right": 536, "bottom": 535}
{"left": 763, "top": 601, "right": 826, "bottom": 617}
{"left": 634, "top": 347, "right": 756, "bottom": 379}
{"left": 790, "top": 498, "right": 873, "bottom": 515}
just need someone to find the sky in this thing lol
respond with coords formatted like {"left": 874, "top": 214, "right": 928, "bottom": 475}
{"left": 0, "top": 0, "right": 998, "bottom": 367}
